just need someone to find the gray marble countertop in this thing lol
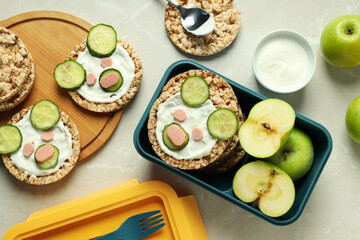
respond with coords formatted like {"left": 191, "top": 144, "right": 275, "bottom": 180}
{"left": 1, "top": 0, "right": 360, "bottom": 239}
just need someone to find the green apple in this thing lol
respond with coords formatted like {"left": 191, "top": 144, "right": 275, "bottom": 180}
{"left": 346, "top": 96, "right": 360, "bottom": 144}
{"left": 264, "top": 128, "right": 314, "bottom": 181}
{"left": 320, "top": 15, "right": 360, "bottom": 68}
{"left": 238, "top": 99, "right": 296, "bottom": 158}
{"left": 233, "top": 160, "right": 295, "bottom": 217}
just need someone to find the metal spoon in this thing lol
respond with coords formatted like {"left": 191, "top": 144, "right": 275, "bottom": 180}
{"left": 166, "top": 0, "right": 215, "bottom": 36}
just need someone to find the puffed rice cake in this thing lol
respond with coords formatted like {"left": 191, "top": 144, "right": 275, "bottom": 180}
{"left": 67, "top": 39, "right": 143, "bottom": 113}
{"left": 165, "top": 0, "right": 241, "bottom": 56}
{"left": 148, "top": 69, "right": 245, "bottom": 171}
{"left": 0, "top": 27, "right": 34, "bottom": 111}
{"left": 1, "top": 106, "right": 81, "bottom": 185}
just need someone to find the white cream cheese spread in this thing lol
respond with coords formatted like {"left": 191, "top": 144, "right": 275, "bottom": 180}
{"left": 156, "top": 92, "right": 217, "bottom": 160}
{"left": 76, "top": 43, "right": 135, "bottom": 103}
{"left": 10, "top": 112, "right": 73, "bottom": 177}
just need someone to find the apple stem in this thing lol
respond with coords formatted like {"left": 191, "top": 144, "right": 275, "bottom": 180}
{"left": 253, "top": 198, "right": 259, "bottom": 208}
{"left": 346, "top": 27, "right": 354, "bottom": 35}
{"left": 284, "top": 151, "right": 289, "bottom": 160}
{"left": 263, "top": 123, "right": 271, "bottom": 130}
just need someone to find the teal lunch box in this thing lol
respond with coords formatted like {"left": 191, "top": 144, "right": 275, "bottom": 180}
{"left": 133, "top": 60, "right": 333, "bottom": 226}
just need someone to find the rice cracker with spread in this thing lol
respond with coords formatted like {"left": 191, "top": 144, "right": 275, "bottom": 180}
{"left": 59, "top": 24, "right": 143, "bottom": 113}
{"left": 1, "top": 102, "right": 81, "bottom": 185}
{"left": 148, "top": 69, "right": 245, "bottom": 172}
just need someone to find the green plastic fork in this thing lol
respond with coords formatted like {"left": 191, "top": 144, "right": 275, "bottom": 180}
{"left": 95, "top": 210, "right": 165, "bottom": 240}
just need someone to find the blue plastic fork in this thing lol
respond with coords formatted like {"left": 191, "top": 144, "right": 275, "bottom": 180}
{"left": 95, "top": 210, "right": 165, "bottom": 240}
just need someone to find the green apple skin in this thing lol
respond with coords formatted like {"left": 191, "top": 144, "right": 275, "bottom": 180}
{"left": 346, "top": 96, "right": 360, "bottom": 144}
{"left": 233, "top": 160, "right": 295, "bottom": 217}
{"left": 264, "top": 128, "right": 314, "bottom": 181}
{"left": 320, "top": 15, "right": 360, "bottom": 68}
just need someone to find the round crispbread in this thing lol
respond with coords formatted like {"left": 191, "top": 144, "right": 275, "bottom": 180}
{"left": 148, "top": 69, "right": 243, "bottom": 170}
{"left": 165, "top": 0, "right": 241, "bottom": 56}
{"left": 0, "top": 55, "right": 35, "bottom": 112}
{"left": 201, "top": 135, "right": 245, "bottom": 174}
{"left": 67, "top": 39, "right": 142, "bottom": 113}
{"left": 1, "top": 106, "right": 81, "bottom": 185}
{"left": 0, "top": 27, "right": 33, "bottom": 102}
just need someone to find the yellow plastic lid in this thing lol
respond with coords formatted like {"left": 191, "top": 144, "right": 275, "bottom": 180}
{"left": 3, "top": 179, "right": 208, "bottom": 240}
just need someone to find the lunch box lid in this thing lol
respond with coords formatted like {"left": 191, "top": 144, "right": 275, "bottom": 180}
{"left": 3, "top": 179, "right": 208, "bottom": 240}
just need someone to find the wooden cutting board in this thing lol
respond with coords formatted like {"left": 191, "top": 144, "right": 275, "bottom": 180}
{"left": 0, "top": 11, "right": 122, "bottom": 161}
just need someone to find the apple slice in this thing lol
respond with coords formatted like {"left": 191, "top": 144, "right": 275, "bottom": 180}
{"left": 238, "top": 99, "right": 295, "bottom": 158}
{"left": 265, "top": 128, "right": 314, "bottom": 181}
{"left": 233, "top": 161, "right": 295, "bottom": 217}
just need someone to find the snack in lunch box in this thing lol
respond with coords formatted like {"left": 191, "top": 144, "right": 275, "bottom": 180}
{"left": 0, "top": 99, "right": 81, "bottom": 185}
{"left": 54, "top": 23, "right": 143, "bottom": 112}
{"left": 148, "top": 69, "right": 245, "bottom": 172}
{"left": 0, "top": 27, "right": 35, "bottom": 112}
{"left": 165, "top": 0, "right": 241, "bottom": 56}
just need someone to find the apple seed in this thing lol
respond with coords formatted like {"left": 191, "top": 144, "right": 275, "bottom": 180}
{"left": 263, "top": 123, "right": 271, "bottom": 130}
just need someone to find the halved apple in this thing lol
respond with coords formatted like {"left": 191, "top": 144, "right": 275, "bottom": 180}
{"left": 239, "top": 99, "right": 296, "bottom": 158}
{"left": 233, "top": 160, "right": 295, "bottom": 217}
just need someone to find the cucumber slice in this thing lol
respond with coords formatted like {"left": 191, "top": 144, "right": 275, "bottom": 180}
{"left": 0, "top": 124, "right": 22, "bottom": 154}
{"left": 87, "top": 24, "right": 117, "bottom": 57}
{"left": 181, "top": 76, "right": 209, "bottom": 107}
{"left": 99, "top": 68, "right": 123, "bottom": 92}
{"left": 35, "top": 144, "right": 59, "bottom": 170}
{"left": 54, "top": 60, "right": 86, "bottom": 90}
{"left": 207, "top": 108, "right": 239, "bottom": 140}
{"left": 162, "top": 123, "right": 189, "bottom": 151}
{"left": 30, "top": 100, "right": 60, "bottom": 130}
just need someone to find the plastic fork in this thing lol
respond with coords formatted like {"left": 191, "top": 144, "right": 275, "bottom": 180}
{"left": 94, "top": 210, "right": 165, "bottom": 240}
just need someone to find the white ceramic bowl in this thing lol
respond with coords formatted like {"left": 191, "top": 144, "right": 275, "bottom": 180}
{"left": 252, "top": 30, "right": 316, "bottom": 93}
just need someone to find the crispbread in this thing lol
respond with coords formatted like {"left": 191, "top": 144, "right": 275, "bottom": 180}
{"left": 1, "top": 107, "right": 81, "bottom": 185}
{"left": 148, "top": 69, "right": 242, "bottom": 170}
{"left": 202, "top": 100, "right": 246, "bottom": 174}
{"left": 0, "top": 55, "right": 35, "bottom": 112}
{"left": 0, "top": 27, "right": 33, "bottom": 102}
{"left": 67, "top": 39, "right": 143, "bottom": 112}
{"left": 165, "top": 0, "right": 241, "bottom": 56}
{"left": 201, "top": 136, "right": 245, "bottom": 174}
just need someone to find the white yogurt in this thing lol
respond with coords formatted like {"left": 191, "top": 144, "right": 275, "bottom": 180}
{"left": 156, "top": 92, "right": 217, "bottom": 160}
{"left": 76, "top": 43, "right": 135, "bottom": 103}
{"left": 10, "top": 112, "right": 73, "bottom": 177}
{"left": 256, "top": 37, "right": 309, "bottom": 88}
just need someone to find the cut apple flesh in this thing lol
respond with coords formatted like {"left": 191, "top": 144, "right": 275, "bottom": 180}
{"left": 233, "top": 161, "right": 295, "bottom": 217}
{"left": 258, "top": 173, "right": 295, "bottom": 217}
{"left": 239, "top": 99, "right": 296, "bottom": 158}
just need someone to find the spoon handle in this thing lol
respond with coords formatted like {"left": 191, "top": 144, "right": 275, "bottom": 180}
{"left": 166, "top": 0, "right": 182, "bottom": 9}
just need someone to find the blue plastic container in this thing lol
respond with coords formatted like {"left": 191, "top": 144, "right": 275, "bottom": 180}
{"left": 133, "top": 60, "right": 333, "bottom": 225}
